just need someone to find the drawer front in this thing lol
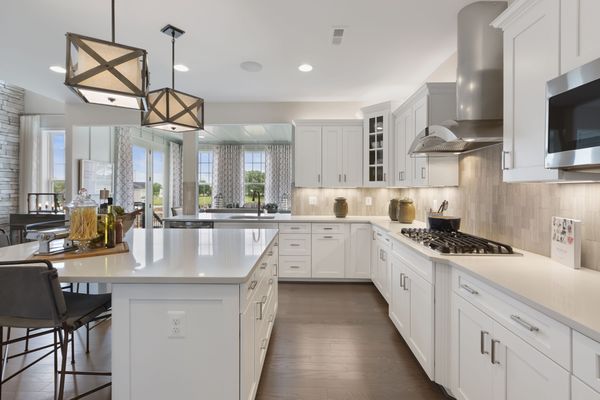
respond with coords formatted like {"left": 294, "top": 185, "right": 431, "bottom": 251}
{"left": 279, "top": 223, "right": 311, "bottom": 234}
{"left": 312, "top": 223, "right": 348, "bottom": 234}
{"left": 574, "top": 331, "right": 600, "bottom": 393}
{"left": 453, "top": 270, "right": 571, "bottom": 369}
{"left": 391, "top": 238, "right": 433, "bottom": 283}
{"left": 573, "top": 376, "right": 600, "bottom": 400}
{"left": 279, "top": 256, "right": 311, "bottom": 278}
{"left": 279, "top": 234, "right": 311, "bottom": 255}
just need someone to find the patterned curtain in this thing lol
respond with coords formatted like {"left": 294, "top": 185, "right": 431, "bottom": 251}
{"left": 265, "top": 144, "right": 292, "bottom": 205}
{"left": 212, "top": 144, "right": 243, "bottom": 206}
{"left": 114, "top": 127, "right": 134, "bottom": 212}
{"left": 169, "top": 141, "right": 183, "bottom": 208}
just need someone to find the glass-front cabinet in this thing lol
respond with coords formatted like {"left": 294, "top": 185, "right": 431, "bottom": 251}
{"left": 362, "top": 102, "right": 391, "bottom": 187}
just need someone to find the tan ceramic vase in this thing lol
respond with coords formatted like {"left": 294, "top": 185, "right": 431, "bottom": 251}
{"left": 333, "top": 197, "right": 348, "bottom": 218}
{"left": 397, "top": 198, "right": 416, "bottom": 223}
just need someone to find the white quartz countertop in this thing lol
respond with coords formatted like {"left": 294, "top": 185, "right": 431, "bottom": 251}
{"left": 0, "top": 228, "right": 278, "bottom": 284}
{"left": 163, "top": 213, "right": 600, "bottom": 341}
{"left": 163, "top": 213, "right": 379, "bottom": 223}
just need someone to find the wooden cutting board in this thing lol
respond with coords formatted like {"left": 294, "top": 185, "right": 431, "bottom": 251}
{"left": 28, "top": 242, "right": 129, "bottom": 261}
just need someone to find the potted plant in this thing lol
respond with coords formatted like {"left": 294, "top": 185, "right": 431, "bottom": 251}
{"left": 264, "top": 203, "right": 278, "bottom": 214}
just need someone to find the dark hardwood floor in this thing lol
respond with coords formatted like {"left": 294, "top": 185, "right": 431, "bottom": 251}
{"left": 256, "top": 282, "right": 447, "bottom": 400}
{"left": 1, "top": 283, "right": 446, "bottom": 399}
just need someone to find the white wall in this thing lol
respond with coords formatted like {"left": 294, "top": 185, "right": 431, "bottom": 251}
{"left": 24, "top": 90, "right": 65, "bottom": 115}
{"left": 425, "top": 52, "right": 457, "bottom": 82}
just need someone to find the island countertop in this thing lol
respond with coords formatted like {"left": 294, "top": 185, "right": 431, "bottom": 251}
{"left": 0, "top": 228, "right": 278, "bottom": 284}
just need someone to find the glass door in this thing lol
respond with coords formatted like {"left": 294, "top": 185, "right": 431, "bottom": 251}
{"left": 132, "top": 144, "right": 168, "bottom": 228}
{"left": 367, "top": 115, "right": 385, "bottom": 183}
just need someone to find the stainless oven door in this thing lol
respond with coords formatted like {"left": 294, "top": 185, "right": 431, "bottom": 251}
{"left": 546, "top": 56, "right": 600, "bottom": 169}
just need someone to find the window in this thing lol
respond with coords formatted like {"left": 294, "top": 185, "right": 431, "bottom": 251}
{"left": 244, "top": 150, "right": 266, "bottom": 204}
{"left": 48, "top": 131, "right": 66, "bottom": 194}
{"left": 198, "top": 150, "right": 213, "bottom": 207}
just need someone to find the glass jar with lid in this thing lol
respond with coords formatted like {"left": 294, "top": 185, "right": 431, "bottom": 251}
{"left": 65, "top": 188, "right": 99, "bottom": 252}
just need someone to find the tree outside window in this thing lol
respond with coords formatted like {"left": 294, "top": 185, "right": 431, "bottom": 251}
{"left": 49, "top": 131, "right": 66, "bottom": 195}
{"left": 198, "top": 150, "right": 213, "bottom": 207}
{"left": 244, "top": 150, "right": 266, "bottom": 204}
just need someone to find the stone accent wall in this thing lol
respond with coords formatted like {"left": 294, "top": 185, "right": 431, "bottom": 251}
{"left": 0, "top": 81, "right": 24, "bottom": 225}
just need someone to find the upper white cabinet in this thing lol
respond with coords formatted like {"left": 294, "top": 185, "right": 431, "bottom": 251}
{"left": 362, "top": 102, "right": 391, "bottom": 187}
{"left": 322, "top": 124, "right": 363, "bottom": 187}
{"left": 294, "top": 120, "right": 363, "bottom": 188}
{"left": 294, "top": 124, "right": 322, "bottom": 187}
{"left": 392, "top": 83, "right": 459, "bottom": 188}
{"left": 561, "top": 0, "right": 600, "bottom": 73}
{"left": 493, "top": 0, "right": 599, "bottom": 182}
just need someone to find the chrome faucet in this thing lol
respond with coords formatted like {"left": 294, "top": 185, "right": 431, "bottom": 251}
{"left": 251, "top": 190, "right": 262, "bottom": 217}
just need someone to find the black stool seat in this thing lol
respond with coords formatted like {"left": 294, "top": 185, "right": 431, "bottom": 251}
{"left": 63, "top": 292, "right": 111, "bottom": 330}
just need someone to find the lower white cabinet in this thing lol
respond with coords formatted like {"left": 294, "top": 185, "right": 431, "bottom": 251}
{"left": 389, "top": 251, "right": 434, "bottom": 379}
{"left": 452, "top": 291, "right": 569, "bottom": 400}
{"left": 372, "top": 232, "right": 391, "bottom": 303}
{"left": 312, "top": 233, "right": 346, "bottom": 278}
{"left": 347, "top": 224, "right": 372, "bottom": 279}
{"left": 279, "top": 256, "right": 311, "bottom": 278}
{"left": 573, "top": 331, "right": 600, "bottom": 394}
{"left": 573, "top": 376, "right": 600, "bottom": 400}
{"left": 240, "top": 299, "right": 257, "bottom": 400}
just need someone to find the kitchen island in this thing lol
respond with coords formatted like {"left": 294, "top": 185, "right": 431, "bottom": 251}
{"left": 0, "top": 228, "right": 279, "bottom": 400}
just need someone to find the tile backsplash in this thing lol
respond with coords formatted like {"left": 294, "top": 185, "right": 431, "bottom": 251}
{"left": 293, "top": 144, "right": 600, "bottom": 271}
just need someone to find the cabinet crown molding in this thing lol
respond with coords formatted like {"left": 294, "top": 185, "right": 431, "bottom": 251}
{"left": 360, "top": 101, "right": 392, "bottom": 115}
{"left": 392, "top": 82, "right": 456, "bottom": 116}
{"left": 293, "top": 119, "right": 362, "bottom": 127}
{"left": 491, "top": 0, "right": 543, "bottom": 29}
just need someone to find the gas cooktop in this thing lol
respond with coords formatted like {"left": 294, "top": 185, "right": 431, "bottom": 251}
{"left": 400, "top": 228, "right": 517, "bottom": 255}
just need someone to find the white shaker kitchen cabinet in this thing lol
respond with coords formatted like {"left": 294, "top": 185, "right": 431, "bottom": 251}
{"left": 347, "top": 224, "right": 372, "bottom": 279}
{"left": 371, "top": 230, "right": 381, "bottom": 286}
{"left": 390, "top": 253, "right": 410, "bottom": 338}
{"left": 491, "top": 321, "right": 570, "bottom": 400}
{"left": 362, "top": 102, "right": 391, "bottom": 187}
{"left": 452, "top": 294, "right": 495, "bottom": 400}
{"left": 321, "top": 124, "right": 363, "bottom": 188}
{"left": 393, "top": 107, "right": 413, "bottom": 186}
{"left": 240, "top": 301, "right": 256, "bottom": 400}
{"left": 412, "top": 95, "right": 430, "bottom": 187}
{"left": 573, "top": 376, "right": 600, "bottom": 400}
{"left": 406, "top": 268, "right": 434, "bottom": 379}
{"left": 293, "top": 125, "right": 322, "bottom": 187}
{"left": 493, "top": 0, "right": 563, "bottom": 182}
{"left": 311, "top": 233, "right": 346, "bottom": 278}
{"left": 561, "top": 0, "right": 600, "bottom": 73}
{"left": 342, "top": 125, "right": 364, "bottom": 187}
{"left": 378, "top": 236, "right": 392, "bottom": 303}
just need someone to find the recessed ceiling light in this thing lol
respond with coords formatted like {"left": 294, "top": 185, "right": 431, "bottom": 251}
{"left": 174, "top": 64, "right": 189, "bottom": 72}
{"left": 298, "top": 64, "right": 313, "bottom": 72}
{"left": 240, "top": 61, "right": 263, "bottom": 72}
{"left": 49, "top": 66, "right": 66, "bottom": 74}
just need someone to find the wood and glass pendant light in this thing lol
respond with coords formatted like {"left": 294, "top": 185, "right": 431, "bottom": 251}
{"left": 141, "top": 25, "right": 204, "bottom": 132}
{"left": 64, "top": 0, "right": 149, "bottom": 110}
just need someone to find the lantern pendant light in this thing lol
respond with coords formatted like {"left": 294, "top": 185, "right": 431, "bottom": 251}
{"left": 141, "top": 25, "right": 204, "bottom": 132}
{"left": 65, "top": 0, "right": 149, "bottom": 110}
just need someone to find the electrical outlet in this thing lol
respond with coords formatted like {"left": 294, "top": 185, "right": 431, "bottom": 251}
{"left": 365, "top": 196, "right": 372, "bottom": 206}
{"left": 168, "top": 311, "right": 186, "bottom": 338}
{"left": 308, "top": 196, "right": 317, "bottom": 205}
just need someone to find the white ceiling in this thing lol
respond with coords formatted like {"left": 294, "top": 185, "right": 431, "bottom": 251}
{"left": 0, "top": 0, "right": 474, "bottom": 104}
{"left": 200, "top": 124, "right": 292, "bottom": 144}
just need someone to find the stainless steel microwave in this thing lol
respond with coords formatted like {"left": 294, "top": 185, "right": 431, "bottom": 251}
{"left": 546, "top": 57, "right": 600, "bottom": 170}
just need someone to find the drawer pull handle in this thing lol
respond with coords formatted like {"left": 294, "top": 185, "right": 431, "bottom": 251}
{"left": 260, "top": 262, "right": 268, "bottom": 269}
{"left": 290, "top": 243, "right": 301, "bottom": 247}
{"left": 510, "top": 315, "right": 539, "bottom": 332}
{"left": 249, "top": 280, "right": 257, "bottom": 290}
{"left": 323, "top": 227, "right": 333, "bottom": 230}
{"left": 460, "top": 284, "right": 479, "bottom": 295}
{"left": 290, "top": 227, "right": 300, "bottom": 230}
{"left": 399, "top": 273, "right": 405, "bottom": 289}
{"left": 402, "top": 275, "right": 408, "bottom": 291}
{"left": 261, "top": 338, "right": 268, "bottom": 350}
{"left": 290, "top": 265, "right": 300, "bottom": 269}
{"left": 257, "top": 301, "right": 264, "bottom": 320}
{"left": 323, "top": 235, "right": 333, "bottom": 239}
{"left": 480, "top": 331, "right": 489, "bottom": 355}
{"left": 268, "top": 251, "right": 273, "bottom": 256}
{"left": 491, "top": 339, "right": 500, "bottom": 365}
{"left": 273, "top": 264, "right": 278, "bottom": 276}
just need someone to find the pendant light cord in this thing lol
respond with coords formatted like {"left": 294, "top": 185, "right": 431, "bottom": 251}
{"left": 111, "top": 0, "right": 115, "bottom": 42}
{"left": 171, "top": 31, "right": 176, "bottom": 89}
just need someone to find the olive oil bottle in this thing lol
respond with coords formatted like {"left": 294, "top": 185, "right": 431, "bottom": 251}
{"left": 104, "top": 200, "right": 116, "bottom": 248}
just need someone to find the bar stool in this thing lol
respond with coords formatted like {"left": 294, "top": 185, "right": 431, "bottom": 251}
{"left": 0, "top": 260, "right": 112, "bottom": 400}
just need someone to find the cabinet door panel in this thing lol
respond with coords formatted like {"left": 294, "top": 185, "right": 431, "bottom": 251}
{"left": 294, "top": 126, "right": 322, "bottom": 187}
{"left": 572, "top": 376, "right": 600, "bottom": 400}
{"left": 492, "top": 321, "right": 569, "bottom": 400}
{"left": 240, "top": 303, "right": 256, "bottom": 400}
{"left": 502, "top": 0, "right": 560, "bottom": 181}
{"left": 453, "top": 294, "right": 495, "bottom": 400}
{"left": 390, "top": 255, "right": 410, "bottom": 337}
{"left": 348, "top": 224, "right": 371, "bottom": 279}
{"left": 561, "top": 0, "right": 600, "bottom": 72}
{"left": 342, "top": 126, "right": 363, "bottom": 187}
{"left": 407, "top": 270, "right": 434, "bottom": 378}
{"left": 413, "top": 97, "right": 429, "bottom": 186}
{"left": 322, "top": 126, "right": 343, "bottom": 187}
{"left": 311, "top": 234, "right": 346, "bottom": 278}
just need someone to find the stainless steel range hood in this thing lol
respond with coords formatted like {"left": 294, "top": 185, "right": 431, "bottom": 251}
{"left": 409, "top": 1, "right": 507, "bottom": 155}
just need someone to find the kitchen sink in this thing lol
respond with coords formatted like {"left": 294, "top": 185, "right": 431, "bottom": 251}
{"left": 228, "top": 215, "right": 276, "bottom": 220}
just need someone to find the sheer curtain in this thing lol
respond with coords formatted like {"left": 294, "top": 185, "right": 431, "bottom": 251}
{"left": 265, "top": 144, "right": 292, "bottom": 205}
{"left": 169, "top": 141, "right": 183, "bottom": 209}
{"left": 212, "top": 144, "right": 243, "bottom": 206}
{"left": 114, "top": 127, "right": 134, "bottom": 212}
{"left": 19, "top": 115, "right": 50, "bottom": 212}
